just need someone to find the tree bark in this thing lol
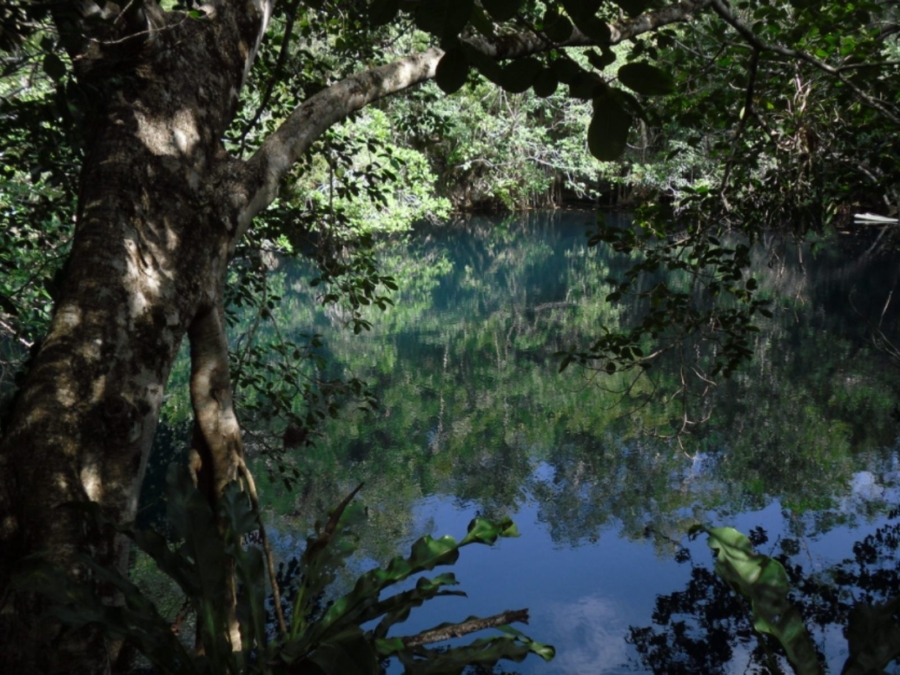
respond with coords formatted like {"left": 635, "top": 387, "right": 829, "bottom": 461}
{"left": 0, "top": 2, "right": 271, "bottom": 671}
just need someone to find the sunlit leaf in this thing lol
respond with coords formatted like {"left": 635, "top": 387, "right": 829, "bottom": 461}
{"left": 705, "top": 526, "right": 822, "bottom": 675}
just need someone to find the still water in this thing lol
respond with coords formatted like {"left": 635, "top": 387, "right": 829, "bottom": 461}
{"left": 155, "top": 210, "right": 900, "bottom": 672}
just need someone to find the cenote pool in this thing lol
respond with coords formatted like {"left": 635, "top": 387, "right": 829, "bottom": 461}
{"left": 143, "top": 210, "right": 900, "bottom": 673}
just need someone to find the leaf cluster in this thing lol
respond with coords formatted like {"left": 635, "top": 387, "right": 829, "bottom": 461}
{"left": 17, "top": 465, "right": 553, "bottom": 674}
{"left": 368, "top": 0, "right": 676, "bottom": 164}
{"left": 558, "top": 206, "right": 770, "bottom": 381}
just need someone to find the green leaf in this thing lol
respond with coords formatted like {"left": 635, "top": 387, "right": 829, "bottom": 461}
{"left": 551, "top": 57, "right": 586, "bottom": 85}
{"left": 497, "top": 57, "right": 542, "bottom": 94}
{"left": 586, "top": 47, "right": 616, "bottom": 71}
{"left": 42, "top": 53, "right": 66, "bottom": 82}
{"left": 614, "top": 0, "right": 653, "bottom": 18}
{"left": 560, "top": 0, "right": 610, "bottom": 43}
{"left": 15, "top": 556, "right": 197, "bottom": 675}
{"left": 0, "top": 294, "right": 18, "bottom": 316}
{"left": 588, "top": 97, "right": 632, "bottom": 161}
{"left": 469, "top": 5, "right": 496, "bottom": 37}
{"left": 532, "top": 68, "right": 558, "bottom": 98}
{"left": 410, "top": 534, "right": 461, "bottom": 569}
{"left": 165, "top": 465, "right": 233, "bottom": 667}
{"left": 414, "top": 0, "right": 473, "bottom": 41}
{"left": 371, "top": 574, "right": 463, "bottom": 640}
{"left": 482, "top": 0, "right": 522, "bottom": 22}
{"left": 569, "top": 71, "right": 606, "bottom": 99}
{"left": 705, "top": 526, "right": 822, "bottom": 675}
{"left": 543, "top": 14, "right": 573, "bottom": 43}
{"left": 842, "top": 598, "right": 900, "bottom": 675}
{"left": 307, "top": 628, "right": 379, "bottom": 675}
{"left": 219, "top": 481, "right": 258, "bottom": 538}
{"left": 436, "top": 47, "right": 469, "bottom": 94}
{"left": 617, "top": 62, "right": 675, "bottom": 96}
{"left": 496, "top": 625, "right": 556, "bottom": 661}
{"left": 394, "top": 630, "right": 552, "bottom": 673}
{"left": 233, "top": 545, "right": 268, "bottom": 657}
{"left": 368, "top": 0, "right": 399, "bottom": 26}
{"left": 463, "top": 516, "right": 519, "bottom": 545}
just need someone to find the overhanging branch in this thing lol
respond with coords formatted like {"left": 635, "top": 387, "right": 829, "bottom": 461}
{"left": 236, "top": 0, "right": 712, "bottom": 232}
{"left": 709, "top": 0, "right": 900, "bottom": 126}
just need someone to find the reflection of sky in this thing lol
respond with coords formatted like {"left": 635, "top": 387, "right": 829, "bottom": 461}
{"left": 380, "top": 478, "right": 900, "bottom": 675}
{"left": 253, "top": 216, "right": 900, "bottom": 672}
{"left": 543, "top": 595, "right": 630, "bottom": 674}
{"left": 388, "top": 496, "right": 695, "bottom": 674}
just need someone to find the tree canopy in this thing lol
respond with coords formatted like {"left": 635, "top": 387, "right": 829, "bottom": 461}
{"left": 0, "top": 0, "right": 899, "bottom": 673}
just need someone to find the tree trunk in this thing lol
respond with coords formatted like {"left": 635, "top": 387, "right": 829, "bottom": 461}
{"left": 0, "top": 4, "right": 268, "bottom": 671}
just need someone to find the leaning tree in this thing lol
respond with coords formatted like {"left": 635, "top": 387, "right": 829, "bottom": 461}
{"left": 0, "top": 0, "right": 897, "bottom": 672}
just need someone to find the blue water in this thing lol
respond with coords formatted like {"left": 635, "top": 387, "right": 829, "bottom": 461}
{"left": 250, "top": 212, "right": 900, "bottom": 673}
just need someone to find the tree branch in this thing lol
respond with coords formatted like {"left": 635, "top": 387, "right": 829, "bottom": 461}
{"left": 236, "top": 0, "right": 712, "bottom": 233}
{"left": 709, "top": 0, "right": 900, "bottom": 126}
{"left": 400, "top": 609, "right": 530, "bottom": 648}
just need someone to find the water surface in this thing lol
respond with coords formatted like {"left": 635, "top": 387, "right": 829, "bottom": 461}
{"left": 162, "top": 211, "right": 900, "bottom": 672}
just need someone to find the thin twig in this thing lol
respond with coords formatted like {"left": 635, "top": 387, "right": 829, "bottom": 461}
{"left": 718, "top": 46, "right": 760, "bottom": 203}
{"left": 232, "top": 269, "right": 268, "bottom": 386}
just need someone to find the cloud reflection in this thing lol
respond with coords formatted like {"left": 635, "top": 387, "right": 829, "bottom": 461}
{"left": 544, "top": 594, "right": 630, "bottom": 674}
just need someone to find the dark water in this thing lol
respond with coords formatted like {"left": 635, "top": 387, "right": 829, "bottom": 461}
{"left": 153, "top": 211, "right": 900, "bottom": 673}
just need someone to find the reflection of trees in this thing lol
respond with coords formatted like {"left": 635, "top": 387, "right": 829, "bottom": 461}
{"left": 446, "top": 440, "right": 534, "bottom": 521}
{"left": 184, "top": 214, "right": 900, "bottom": 564}
{"left": 629, "top": 565, "right": 757, "bottom": 675}
{"left": 530, "top": 436, "right": 711, "bottom": 548}
{"left": 630, "top": 515, "right": 900, "bottom": 674}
